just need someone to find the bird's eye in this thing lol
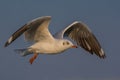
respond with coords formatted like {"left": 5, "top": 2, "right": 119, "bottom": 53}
{"left": 66, "top": 41, "right": 69, "bottom": 45}
{"left": 63, "top": 42, "right": 65, "bottom": 45}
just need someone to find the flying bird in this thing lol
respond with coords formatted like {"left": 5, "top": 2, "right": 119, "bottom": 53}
{"left": 4, "top": 16, "right": 106, "bottom": 64}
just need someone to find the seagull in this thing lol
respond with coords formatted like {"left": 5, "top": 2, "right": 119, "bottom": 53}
{"left": 4, "top": 16, "right": 106, "bottom": 64}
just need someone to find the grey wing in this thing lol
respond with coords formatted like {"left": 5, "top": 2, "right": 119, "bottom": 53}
{"left": 55, "top": 21, "right": 106, "bottom": 58}
{"left": 4, "top": 16, "right": 53, "bottom": 47}
{"left": 24, "top": 16, "right": 53, "bottom": 42}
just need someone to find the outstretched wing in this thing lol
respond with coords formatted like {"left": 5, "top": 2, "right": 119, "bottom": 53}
{"left": 54, "top": 21, "right": 106, "bottom": 58}
{"left": 4, "top": 16, "right": 54, "bottom": 47}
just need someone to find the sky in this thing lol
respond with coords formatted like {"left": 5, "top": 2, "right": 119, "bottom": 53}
{"left": 0, "top": 0, "right": 120, "bottom": 80}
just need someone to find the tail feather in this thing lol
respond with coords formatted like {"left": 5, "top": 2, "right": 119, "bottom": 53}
{"left": 14, "top": 49, "right": 32, "bottom": 56}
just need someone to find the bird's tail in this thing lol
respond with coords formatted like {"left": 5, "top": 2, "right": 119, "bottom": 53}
{"left": 14, "top": 48, "right": 32, "bottom": 56}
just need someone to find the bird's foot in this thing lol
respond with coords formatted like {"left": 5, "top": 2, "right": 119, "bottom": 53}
{"left": 29, "top": 53, "right": 38, "bottom": 64}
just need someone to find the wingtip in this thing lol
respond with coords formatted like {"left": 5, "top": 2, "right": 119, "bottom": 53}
{"left": 4, "top": 42, "right": 9, "bottom": 47}
{"left": 4, "top": 36, "right": 13, "bottom": 47}
{"left": 4, "top": 41, "right": 11, "bottom": 47}
{"left": 99, "top": 48, "right": 106, "bottom": 59}
{"left": 100, "top": 54, "right": 106, "bottom": 59}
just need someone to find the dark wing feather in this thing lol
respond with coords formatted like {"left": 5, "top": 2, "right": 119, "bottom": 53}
{"left": 63, "top": 21, "right": 106, "bottom": 58}
{"left": 4, "top": 16, "right": 52, "bottom": 47}
{"left": 4, "top": 24, "right": 28, "bottom": 47}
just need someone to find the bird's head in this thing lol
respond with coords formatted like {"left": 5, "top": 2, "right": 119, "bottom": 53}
{"left": 60, "top": 39, "right": 78, "bottom": 49}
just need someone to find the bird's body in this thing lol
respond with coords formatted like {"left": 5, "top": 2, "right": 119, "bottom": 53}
{"left": 28, "top": 39, "right": 74, "bottom": 54}
{"left": 4, "top": 16, "right": 106, "bottom": 64}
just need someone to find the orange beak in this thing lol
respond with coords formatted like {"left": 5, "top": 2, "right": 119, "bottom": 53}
{"left": 71, "top": 45, "right": 78, "bottom": 48}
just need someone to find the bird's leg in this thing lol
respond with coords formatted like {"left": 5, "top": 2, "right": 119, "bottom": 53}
{"left": 29, "top": 53, "right": 38, "bottom": 64}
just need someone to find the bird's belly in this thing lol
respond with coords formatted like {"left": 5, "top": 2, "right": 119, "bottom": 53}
{"left": 30, "top": 43, "right": 67, "bottom": 54}
{"left": 38, "top": 47, "right": 66, "bottom": 54}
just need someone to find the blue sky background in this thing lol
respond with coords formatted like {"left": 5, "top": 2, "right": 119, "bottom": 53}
{"left": 0, "top": 0, "right": 120, "bottom": 80}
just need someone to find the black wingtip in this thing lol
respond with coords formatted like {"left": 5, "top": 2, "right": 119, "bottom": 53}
{"left": 4, "top": 36, "right": 14, "bottom": 47}
{"left": 97, "top": 48, "right": 106, "bottom": 59}
{"left": 4, "top": 40, "right": 12, "bottom": 47}
{"left": 4, "top": 42, "right": 9, "bottom": 47}
{"left": 100, "top": 54, "right": 106, "bottom": 59}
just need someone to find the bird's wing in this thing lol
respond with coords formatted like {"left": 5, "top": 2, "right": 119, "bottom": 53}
{"left": 54, "top": 21, "right": 106, "bottom": 58}
{"left": 5, "top": 16, "right": 54, "bottom": 47}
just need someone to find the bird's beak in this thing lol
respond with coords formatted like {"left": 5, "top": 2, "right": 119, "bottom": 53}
{"left": 71, "top": 45, "right": 78, "bottom": 48}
